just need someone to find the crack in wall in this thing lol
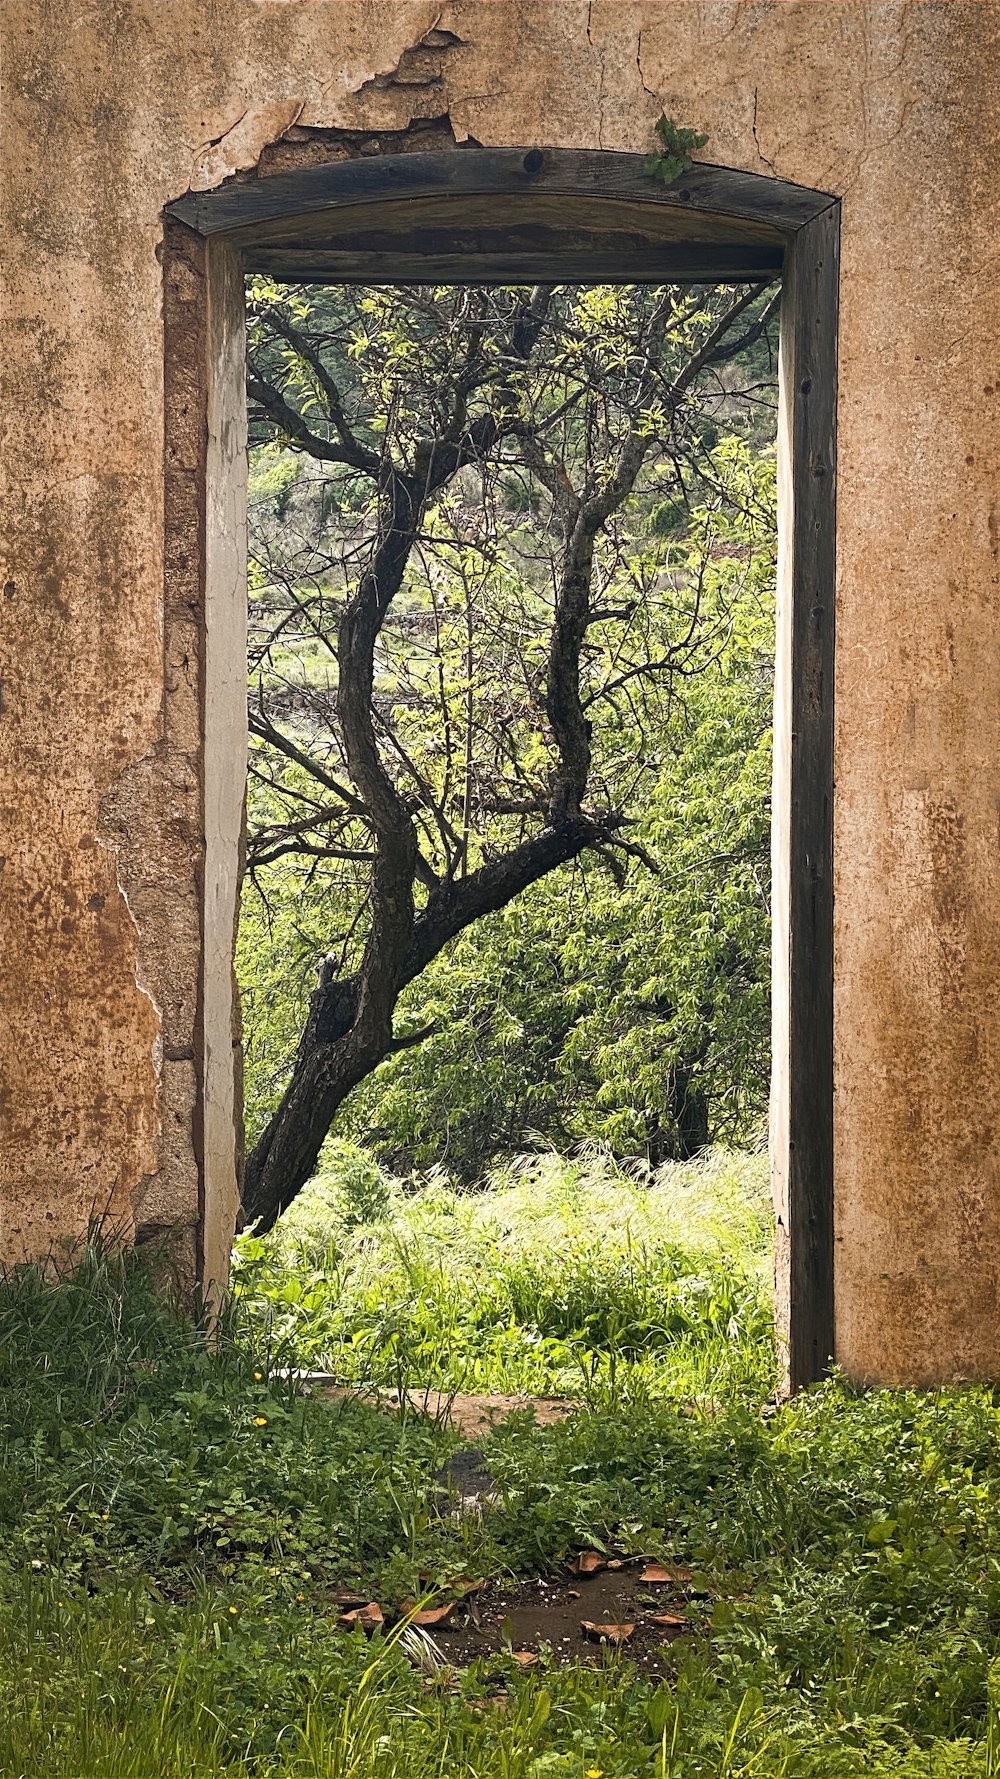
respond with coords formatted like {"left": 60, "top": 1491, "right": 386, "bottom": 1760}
{"left": 197, "top": 107, "right": 250, "bottom": 158}
{"left": 635, "top": 30, "right": 659, "bottom": 105}
{"left": 585, "top": 0, "right": 606, "bottom": 151}
{"left": 751, "top": 86, "right": 778, "bottom": 175}
{"left": 191, "top": 100, "right": 306, "bottom": 189}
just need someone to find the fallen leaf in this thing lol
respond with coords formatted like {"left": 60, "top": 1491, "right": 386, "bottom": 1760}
{"left": 338, "top": 1603, "right": 384, "bottom": 1630}
{"left": 580, "top": 1620, "right": 635, "bottom": 1645}
{"left": 511, "top": 1650, "right": 539, "bottom": 1667}
{"left": 454, "top": 1577, "right": 485, "bottom": 1595}
{"left": 408, "top": 1601, "right": 456, "bottom": 1628}
{"left": 606, "top": 1558, "right": 624, "bottom": 1570}
{"left": 575, "top": 1552, "right": 607, "bottom": 1575}
{"left": 649, "top": 1612, "right": 687, "bottom": 1629}
{"left": 640, "top": 1563, "right": 681, "bottom": 1585}
{"left": 567, "top": 1589, "right": 582, "bottom": 1599}
{"left": 329, "top": 1586, "right": 372, "bottom": 1608}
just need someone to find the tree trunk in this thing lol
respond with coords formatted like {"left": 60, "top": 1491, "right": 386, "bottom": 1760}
{"left": 240, "top": 282, "right": 763, "bottom": 1232}
{"left": 242, "top": 1031, "right": 391, "bottom": 1231}
{"left": 242, "top": 814, "right": 607, "bottom": 1230}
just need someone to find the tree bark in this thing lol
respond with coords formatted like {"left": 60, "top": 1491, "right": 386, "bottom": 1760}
{"left": 242, "top": 812, "right": 609, "bottom": 1229}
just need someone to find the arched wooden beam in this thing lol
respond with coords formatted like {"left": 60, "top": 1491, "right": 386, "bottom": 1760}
{"left": 167, "top": 148, "right": 833, "bottom": 285}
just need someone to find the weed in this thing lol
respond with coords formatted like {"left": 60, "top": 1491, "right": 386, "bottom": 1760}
{"left": 2, "top": 1153, "right": 1000, "bottom": 1774}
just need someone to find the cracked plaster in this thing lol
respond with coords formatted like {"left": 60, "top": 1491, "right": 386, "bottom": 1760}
{"left": 1, "top": 1, "right": 999, "bottom": 1381}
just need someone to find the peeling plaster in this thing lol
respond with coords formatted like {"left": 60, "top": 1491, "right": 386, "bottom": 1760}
{"left": 191, "top": 99, "right": 306, "bottom": 189}
{"left": 187, "top": 14, "right": 468, "bottom": 186}
{"left": 338, "top": 6, "right": 450, "bottom": 99}
{"left": 348, "top": 19, "right": 467, "bottom": 107}
{"left": 3, "top": 0, "right": 1000, "bottom": 1385}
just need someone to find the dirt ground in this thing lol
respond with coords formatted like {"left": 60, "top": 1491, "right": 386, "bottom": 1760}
{"left": 308, "top": 1377, "right": 575, "bottom": 1439}
{"left": 310, "top": 1379, "right": 709, "bottom": 1673}
{"left": 335, "top": 1558, "right": 708, "bottom": 1677}
{"left": 435, "top": 1560, "right": 706, "bottom": 1676}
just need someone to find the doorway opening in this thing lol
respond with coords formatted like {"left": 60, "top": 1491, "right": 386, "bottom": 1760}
{"left": 165, "top": 147, "right": 838, "bottom": 1391}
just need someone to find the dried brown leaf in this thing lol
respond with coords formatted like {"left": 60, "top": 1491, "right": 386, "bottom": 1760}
{"left": 580, "top": 1620, "right": 635, "bottom": 1645}
{"left": 575, "top": 1552, "right": 607, "bottom": 1575}
{"left": 329, "top": 1586, "right": 372, "bottom": 1607}
{"left": 640, "top": 1563, "right": 682, "bottom": 1585}
{"left": 411, "top": 1602, "right": 456, "bottom": 1627}
{"left": 338, "top": 1602, "right": 384, "bottom": 1630}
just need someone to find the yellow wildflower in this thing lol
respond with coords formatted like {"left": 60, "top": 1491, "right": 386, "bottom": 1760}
{"left": 254, "top": 1416, "right": 267, "bottom": 1426}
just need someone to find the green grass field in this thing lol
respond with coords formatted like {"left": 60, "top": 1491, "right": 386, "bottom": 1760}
{"left": 2, "top": 1150, "right": 1000, "bottom": 1775}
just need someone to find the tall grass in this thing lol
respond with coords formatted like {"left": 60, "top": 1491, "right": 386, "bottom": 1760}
{"left": 233, "top": 1145, "right": 775, "bottom": 1403}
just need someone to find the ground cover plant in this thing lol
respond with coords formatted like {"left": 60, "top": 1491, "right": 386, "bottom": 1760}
{"left": 4, "top": 1156, "right": 1000, "bottom": 1775}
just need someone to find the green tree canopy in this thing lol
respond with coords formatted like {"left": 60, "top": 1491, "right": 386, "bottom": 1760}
{"left": 240, "top": 280, "right": 778, "bottom": 1218}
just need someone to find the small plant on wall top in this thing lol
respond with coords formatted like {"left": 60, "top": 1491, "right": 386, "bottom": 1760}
{"left": 645, "top": 114, "right": 709, "bottom": 185}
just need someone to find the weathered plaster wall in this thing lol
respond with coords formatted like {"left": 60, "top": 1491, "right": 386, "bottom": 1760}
{"left": 1, "top": 2, "right": 998, "bottom": 1378}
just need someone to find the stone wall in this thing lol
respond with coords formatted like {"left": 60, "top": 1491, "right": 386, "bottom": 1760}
{"left": 1, "top": 2, "right": 998, "bottom": 1379}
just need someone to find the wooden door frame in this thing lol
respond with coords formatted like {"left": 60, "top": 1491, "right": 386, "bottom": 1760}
{"left": 166, "top": 147, "right": 839, "bottom": 1388}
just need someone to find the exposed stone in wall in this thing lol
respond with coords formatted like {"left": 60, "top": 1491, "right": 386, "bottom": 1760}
{"left": 249, "top": 115, "right": 467, "bottom": 180}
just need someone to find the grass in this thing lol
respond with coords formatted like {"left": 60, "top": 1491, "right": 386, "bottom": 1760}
{"left": 2, "top": 1151, "right": 1000, "bottom": 1773}
{"left": 233, "top": 1145, "right": 775, "bottom": 1404}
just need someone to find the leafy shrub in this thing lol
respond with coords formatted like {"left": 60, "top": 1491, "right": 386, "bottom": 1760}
{"left": 285, "top": 1139, "right": 395, "bottom": 1239}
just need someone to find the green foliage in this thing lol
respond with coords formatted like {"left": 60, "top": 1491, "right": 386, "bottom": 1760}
{"left": 6, "top": 1165, "right": 1000, "bottom": 1773}
{"left": 649, "top": 493, "right": 689, "bottom": 536}
{"left": 238, "top": 864, "right": 333, "bottom": 1147}
{"left": 280, "top": 1138, "right": 395, "bottom": 1235}
{"left": 234, "top": 1148, "right": 775, "bottom": 1402}
{"left": 240, "top": 278, "right": 781, "bottom": 1178}
{"left": 345, "top": 442, "right": 775, "bottom": 1175}
{"left": 0, "top": 1245, "right": 463, "bottom": 1607}
{"left": 645, "top": 114, "right": 711, "bottom": 186}
{"left": 242, "top": 433, "right": 776, "bottom": 1172}
{"left": 247, "top": 443, "right": 301, "bottom": 520}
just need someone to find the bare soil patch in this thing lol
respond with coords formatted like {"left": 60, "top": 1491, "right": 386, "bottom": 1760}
{"left": 440, "top": 1560, "right": 704, "bottom": 1675}
{"left": 334, "top": 1559, "right": 707, "bottom": 1677}
{"left": 303, "top": 1375, "right": 575, "bottom": 1439}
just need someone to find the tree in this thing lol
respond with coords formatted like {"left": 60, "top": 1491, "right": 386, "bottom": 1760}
{"left": 242, "top": 280, "right": 778, "bottom": 1230}
{"left": 337, "top": 440, "right": 776, "bottom": 1178}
